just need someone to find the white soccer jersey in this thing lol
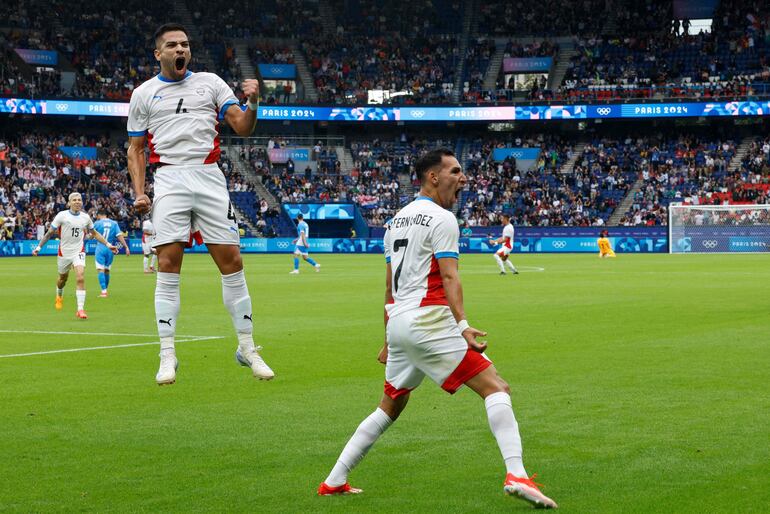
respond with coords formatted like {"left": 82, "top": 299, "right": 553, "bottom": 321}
{"left": 502, "top": 223, "right": 514, "bottom": 248}
{"left": 51, "top": 210, "right": 93, "bottom": 257}
{"left": 142, "top": 220, "right": 155, "bottom": 242}
{"left": 127, "top": 72, "right": 239, "bottom": 165}
{"left": 384, "top": 196, "right": 459, "bottom": 319}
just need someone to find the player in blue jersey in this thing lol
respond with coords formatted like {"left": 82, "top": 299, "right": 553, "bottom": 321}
{"left": 290, "top": 213, "right": 321, "bottom": 274}
{"left": 93, "top": 210, "right": 130, "bottom": 297}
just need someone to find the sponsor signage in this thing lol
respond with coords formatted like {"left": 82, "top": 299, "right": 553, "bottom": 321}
{"left": 503, "top": 57, "right": 553, "bottom": 73}
{"left": 4, "top": 98, "right": 770, "bottom": 122}
{"left": 14, "top": 48, "right": 58, "bottom": 66}
{"left": 492, "top": 148, "right": 541, "bottom": 161}
{"left": 257, "top": 64, "right": 296, "bottom": 79}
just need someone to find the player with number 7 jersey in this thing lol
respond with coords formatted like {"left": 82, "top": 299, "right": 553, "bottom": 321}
{"left": 318, "top": 149, "right": 558, "bottom": 508}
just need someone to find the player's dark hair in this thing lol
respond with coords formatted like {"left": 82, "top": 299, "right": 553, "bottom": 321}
{"left": 415, "top": 148, "right": 455, "bottom": 183}
{"left": 297, "top": 213, "right": 304, "bottom": 220}
{"left": 153, "top": 23, "right": 189, "bottom": 48}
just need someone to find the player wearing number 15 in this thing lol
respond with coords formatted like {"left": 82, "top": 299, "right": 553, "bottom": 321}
{"left": 127, "top": 23, "right": 273, "bottom": 385}
{"left": 318, "top": 149, "right": 558, "bottom": 508}
{"left": 32, "top": 193, "right": 118, "bottom": 319}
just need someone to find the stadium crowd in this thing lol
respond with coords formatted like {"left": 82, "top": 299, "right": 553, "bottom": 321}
{"left": 3, "top": 128, "right": 770, "bottom": 239}
{"left": 2, "top": 0, "right": 768, "bottom": 106}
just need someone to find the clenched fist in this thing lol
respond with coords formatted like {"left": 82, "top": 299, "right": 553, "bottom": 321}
{"left": 242, "top": 79, "right": 260, "bottom": 103}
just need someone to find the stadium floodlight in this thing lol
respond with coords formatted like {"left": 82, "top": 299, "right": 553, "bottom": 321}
{"left": 668, "top": 203, "right": 770, "bottom": 253}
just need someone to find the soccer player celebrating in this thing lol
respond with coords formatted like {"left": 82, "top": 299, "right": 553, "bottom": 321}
{"left": 141, "top": 218, "right": 157, "bottom": 273}
{"left": 32, "top": 192, "right": 118, "bottom": 318}
{"left": 489, "top": 213, "right": 519, "bottom": 275}
{"left": 93, "top": 210, "right": 130, "bottom": 297}
{"left": 598, "top": 229, "right": 616, "bottom": 258}
{"left": 289, "top": 213, "right": 320, "bottom": 274}
{"left": 127, "top": 23, "right": 274, "bottom": 385}
{"left": 317, "top": 150, "right": 558, "bottom": 509}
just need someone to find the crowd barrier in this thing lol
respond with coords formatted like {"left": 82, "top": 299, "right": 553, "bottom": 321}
{"left": 0, "top": 228, "right": 668, "bottom": 256}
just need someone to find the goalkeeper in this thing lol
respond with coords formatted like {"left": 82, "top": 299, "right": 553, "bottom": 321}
{"left": 598, "top": 230, "right": 616, "bottom": 258}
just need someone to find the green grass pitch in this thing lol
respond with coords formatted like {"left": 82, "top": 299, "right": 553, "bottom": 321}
{"left": 1, "top": 253, "right": 768, "bottom": 513}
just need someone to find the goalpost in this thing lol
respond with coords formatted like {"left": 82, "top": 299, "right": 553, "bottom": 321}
{"left": 668, "top": 204, "right": 770, "bottom": 253}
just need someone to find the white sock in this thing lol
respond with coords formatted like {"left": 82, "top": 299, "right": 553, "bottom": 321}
{"left": 76, "top": 289, "right": 86, "bottom": 310}
{"left": 56, "top": 287, "right": 63, "bottom": 297}
{"left": 325, "top": 408, "right": 393, "bottom": 487}
{"left": 485, "top": 392, "right": 527, "bottom": 477}
{"left": 494, "top": 254, "right": 506, "bottom": 272}
{"left": 160, "top": 337, "right": 175, "bottom": 354}
{"left": 155, "top": 272, "right": 180, "bottom": 348}
{"left": 222, "top": 270, "right": 255, "bottom": 352}
{"left": 506, "top": 260, "right": 517, "bottom": 272}
{"left": 143, "top": 256, "right": 149, "bottom": 271}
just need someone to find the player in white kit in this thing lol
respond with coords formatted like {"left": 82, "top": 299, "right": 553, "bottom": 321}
{"left": 489, "top": 213, "right": 519, "bottom": 275}
{"left": 127, "top": 23, "right": 273, "bottom": 385}
{"left": 32, "top": 192, "right": 118, "bottom": 318}
{"left": 318, "top": 150, "right": 557, "bottom": 508}
{"left": 141, "top": 219, "right": 157, "bottom": 273}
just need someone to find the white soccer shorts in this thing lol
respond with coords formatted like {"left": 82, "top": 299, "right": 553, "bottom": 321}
{"left": 141, "top": 240, "right": 155, "bottom": 255}
{"left": 58, "top": 252, "right": 86, "bottom": 274}
{"left": 496, "top": 245, "right": 512, "bottom": 256}
{"left": 151, "top": 164, "right": 239, "bottom": 247}
{"left": 384, "top": 305, "right": 492, "bottom": 398}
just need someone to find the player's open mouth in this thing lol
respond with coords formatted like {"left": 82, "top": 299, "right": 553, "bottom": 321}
{"left": 175, "top": 57, "right": 185, "bottom": 70}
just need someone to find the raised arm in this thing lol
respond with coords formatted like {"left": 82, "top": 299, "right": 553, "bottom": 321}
{"left": 224, "top": 79, "right": 259, "bottom": 137}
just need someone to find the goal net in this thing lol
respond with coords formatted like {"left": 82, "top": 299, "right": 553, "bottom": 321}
{"left": 668, "top": 204, "right": 770, "bottom": 253}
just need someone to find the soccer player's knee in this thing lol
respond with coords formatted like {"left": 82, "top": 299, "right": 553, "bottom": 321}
{"left": 222, "top": 252, "right": 243, "bottom": 272}
{"left": 157, "top": 253, "right": 180, "bottom": 272}
{"left": 380, "top": 394, "right": 408, "bottom": 420}
{"left": 500, "top": 379, "right": 511, "bottom": 395}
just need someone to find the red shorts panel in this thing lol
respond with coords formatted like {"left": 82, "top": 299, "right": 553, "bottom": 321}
{"left": 384, "top": 380, "right": 412, "bottom": 399}
{"left": 441, "top": 349, "right": 492, "bottom": 394}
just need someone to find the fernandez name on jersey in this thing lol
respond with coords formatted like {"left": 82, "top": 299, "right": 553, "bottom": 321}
{"left": 384, "top": 196, "right": 460, "bottom": 320}
{"left": 389, "top": 213, "right": 435, "bottom": 229}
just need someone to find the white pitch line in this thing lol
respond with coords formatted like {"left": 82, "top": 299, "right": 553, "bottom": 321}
{"left": 0, "top": 336, "right": 224, "bottom": 359}
{"left": 0, "top": 329, "right": 212, "bottom": 338}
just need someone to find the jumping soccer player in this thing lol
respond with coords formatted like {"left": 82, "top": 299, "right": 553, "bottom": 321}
{"left": 127, "top": 23, "right": 274, "bottom": 385}
{"left": 489, "top": 213, "right": 518, "bottom": 275}
{"left": 32, "top": 193, "right": 118, "bottom": 318}
{"left": 317, "top": 149, "right": 558, "bottom": 509}
{"left": 289, "top": 213, "right": 320, "bottom": 274}
{"left": 93, "top": 210, "right": 130, "bottom": 297}
{"left": 141, "top": 218, "right": 157, "bottom": 273}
